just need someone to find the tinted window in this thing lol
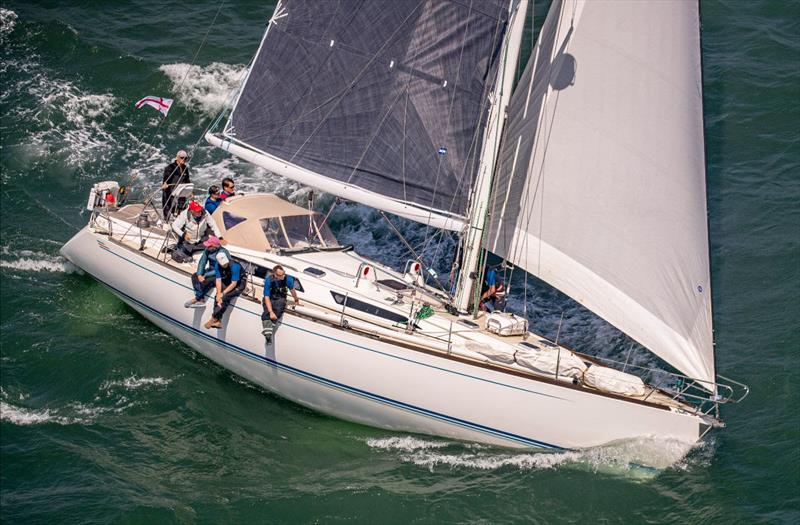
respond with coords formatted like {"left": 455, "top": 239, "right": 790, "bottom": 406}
{"left": 314, "top": 215, "right": 339, "bottom": 247}
{"left": 331, "top": 291, "right": 408, "bottom": 324}
{"left": 260, "top": 218, "right": 289, "bottom": 249}
{"left": 282, "top": 215, "right": 318, "bottom": 248}
{"left": 378, "top": 279, "right": 408, "bottom": 291}
{"left": 223, "top": 211, "right": 247, "bottom": 229}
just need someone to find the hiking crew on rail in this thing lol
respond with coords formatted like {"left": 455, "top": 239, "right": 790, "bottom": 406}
{"left": 262, "top": 265, "right": 300, "bottom": 343}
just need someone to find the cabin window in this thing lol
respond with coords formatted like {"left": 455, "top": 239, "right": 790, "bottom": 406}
{"left": 291, "top": 276, "right": 305, "bottom": 292}
{"left": 314, "top": 214, "right": 339, "bottom": 247}
{"left": 278, "top": 214, "right": 340, "bottom": 249}
{"left": 223, "top": 211, "right": 247, "bottom": 230}
{"left": 377, "top": 279, "right": 408, "bottom": 291}
{"left": 282, "top": 215, "right": 319, "bottom": 249}
{"left": 260, "top": 218, "right": 290, "bottom": 249}
{"left": 330, "top": 291, "right": 408, "bottom": 324}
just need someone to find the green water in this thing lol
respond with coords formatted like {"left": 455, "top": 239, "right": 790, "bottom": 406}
{"left": 1, "top": 1, "right": 798, "bottom": 523}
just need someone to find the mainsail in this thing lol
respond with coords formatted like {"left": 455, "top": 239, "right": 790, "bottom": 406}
{"left": 216, "top": 0, "right": 512, "bottom": 230}
{"left": 485, "top": 0, "right": 715, "bottom": 386}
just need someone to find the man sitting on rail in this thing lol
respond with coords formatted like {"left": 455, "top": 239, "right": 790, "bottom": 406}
{"left": 204, "top": 252, "right": 246, "bottom": 329}
{"left": 185, "top": 236, "right": 229, "bottom": 308}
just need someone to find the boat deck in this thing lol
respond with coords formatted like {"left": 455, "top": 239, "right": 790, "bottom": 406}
{"left": 97, "top": 204, "right": 695, "bottom": 415}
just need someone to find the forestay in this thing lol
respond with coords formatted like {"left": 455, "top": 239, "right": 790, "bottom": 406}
{"left": 485, "top": 0, "right": 715, "bottom": 386}
{"left": 224, "top": 0, "right": 511, "bottom": 228}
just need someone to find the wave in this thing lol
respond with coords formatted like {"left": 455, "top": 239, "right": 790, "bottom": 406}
{"left": 0, "top": 249, "right": 77, "bottom": 273}
{"left": 0, "top": 8, "right": 17, "bottom": 41}
{"left": 100, "top": 376, "right": 172, "bottom": 391}
{"left": 159, "top": 62, "right": 248, "bottom": 116}
{"left": 0, "top": 401, "right": 80, "bottom": 426}
{"left": 0, "top": 380, "right": 148, "bottom": 427}
{"left": 365, "top": 434, "right": 699, "bottom": 477}
{"left": 3, "top": 56, "right": 118, "bottom": 168}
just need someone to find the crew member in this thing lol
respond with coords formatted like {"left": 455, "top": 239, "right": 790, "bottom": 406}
{"left": 261, "top": 265, "right": 300, "bottom": 343}
{"left": 220, "top": 177, "right": 236, "bottom": 200}
{"left": 204, "top": 185, "right": 223, "bottom": 214}
{"left": 171, "top": 201, "right": 225, "bottom": 260}
{"left": 479, "top": 266, "right": 504, "bottom": 313}
{"left": 204, "top": 252, "right": 246, "bottom": 329}
{"left": 162, "top": 150, "right": 191, "bottom": 218}
{"left": 185, "top": 236, "right": 229, "bottom": 308}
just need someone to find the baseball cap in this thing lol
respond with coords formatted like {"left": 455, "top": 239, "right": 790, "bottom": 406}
{"left": 203, "top": 236, "right": 221, "bottom": 248}
{"left": 216, "top": 252, "right": 230, "bottom": 266}
{"left": 177, "top": 150, "right": 188, "bottom": 158}
{"left": 188, "top": 201, "right": 203, "bottom": 212}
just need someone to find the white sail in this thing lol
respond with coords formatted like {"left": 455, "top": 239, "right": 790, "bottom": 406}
{"left": 486, "top": 0, "right": 715, "bottom": 386}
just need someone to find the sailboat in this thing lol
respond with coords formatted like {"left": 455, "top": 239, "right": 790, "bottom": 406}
{"left": 61, "top": 0, "right": 747, "bottom": 462}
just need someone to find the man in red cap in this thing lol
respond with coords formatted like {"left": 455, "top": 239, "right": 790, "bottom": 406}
{"left": 171, "top": 200, "right": 225, "bottom": 261}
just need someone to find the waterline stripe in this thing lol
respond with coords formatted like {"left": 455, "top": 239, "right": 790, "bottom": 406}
{"left": 85, "top": 238, "right": 565, "bottom": 449}
{"left": 96, "top": 277, "right": 563, "bottom": 450}
{"left": 96, "top": 238, "right": 565, "bottom": 401}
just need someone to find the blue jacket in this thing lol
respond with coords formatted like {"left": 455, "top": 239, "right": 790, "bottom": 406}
{"left": 205, "top": 197, "right": 221, "bottom": 214}
{"left": 196, "top": 247, "right": 230, "bottom": 278}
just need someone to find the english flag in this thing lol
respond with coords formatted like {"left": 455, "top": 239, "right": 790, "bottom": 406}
{"left": 135, "top": 96, "right": 173, "bottom": 117}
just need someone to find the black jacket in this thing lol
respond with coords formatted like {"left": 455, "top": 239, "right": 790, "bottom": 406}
{"left": 162, "top": 162, "right": 191, "bottom": 190}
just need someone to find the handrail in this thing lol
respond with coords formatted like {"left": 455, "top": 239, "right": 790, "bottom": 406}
{"left": 92, "top": 198, "right": 748, "bottom": 421}
{"left": 585, "top": 353, "right": 750, "bottom": 407}
{"left": 354, "top": 262, "right": 378, "bottom": 289}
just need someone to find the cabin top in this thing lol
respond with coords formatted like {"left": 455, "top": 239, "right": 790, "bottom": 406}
{"left": 211, "top": 194, "right": 339, "bottom": 252}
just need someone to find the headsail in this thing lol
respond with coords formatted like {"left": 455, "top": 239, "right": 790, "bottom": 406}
{"left": 486, "top": 0, "right": 715, "bottom": 386}
{"left": 217, "top": 0, "right": 512, "bottom": 230}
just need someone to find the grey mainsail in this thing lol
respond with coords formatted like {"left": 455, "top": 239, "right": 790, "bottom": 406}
{"left": 226, "top": 0, "right": 511, "bottom": 221}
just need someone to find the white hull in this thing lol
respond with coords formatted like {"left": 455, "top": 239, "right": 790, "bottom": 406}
{"left": 61, "top": 226, "right": 705, "bottom": 452}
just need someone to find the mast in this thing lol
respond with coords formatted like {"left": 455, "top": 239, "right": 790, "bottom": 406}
{"left": 453, "top": 0, "right": 529, "bottom": 313}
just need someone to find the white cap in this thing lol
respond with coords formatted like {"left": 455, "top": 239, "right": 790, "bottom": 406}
{"left": 216, "top": 252, "right": 230, "bottom": 266}
{"left": 177, "top": 149, "right": 188, "bottom": 158}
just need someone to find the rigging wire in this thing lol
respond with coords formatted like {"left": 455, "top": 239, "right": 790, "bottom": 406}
{"left": 126, "top": 0, "right": 227, "bottom": 194}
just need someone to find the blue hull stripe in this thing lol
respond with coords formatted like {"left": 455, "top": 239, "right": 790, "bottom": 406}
{"left": 89, "top": 238, "right": 566, "bottom": 450}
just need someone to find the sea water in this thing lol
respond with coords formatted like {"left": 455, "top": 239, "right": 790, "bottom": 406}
{"left": 1, "top": 1, "right": 798, "bottom": 523}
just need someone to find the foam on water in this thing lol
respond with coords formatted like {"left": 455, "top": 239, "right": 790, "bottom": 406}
{"left": 159, "top": 62, "right": 248, "bottom": 116}
{"left": 3, "top": 57, "right": 118, "bottom": 168}
{"left": 100, "top": 376, "right": 172, "bottom": 391}
{"left": 366, "top": 434, "right": 698, "bottom": 477}
{"left": 0, "top": 401, "right": 76, "bottom": 426}
{"left": 190, "top": 150, "right": 302, "bottom": 197}
{"left": 0, "top": 249, "right": 77, "bottom": 273}
{"left": 0, "top": 376, "right": 155, "bottom": 427}
{"left": 0, "top": 8, "right": 17, "bottom": 41}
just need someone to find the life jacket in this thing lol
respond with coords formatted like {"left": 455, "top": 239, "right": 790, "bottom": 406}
{"left": 268, "top": 276, "right": 291, "bottom": 300}
{"left": 218, "top": 262, "right": 244, "bottom": 287}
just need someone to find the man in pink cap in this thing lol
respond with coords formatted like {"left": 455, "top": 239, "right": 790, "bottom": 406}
{"left": 185, "top": 235, "right": 230, "bottom": 308}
